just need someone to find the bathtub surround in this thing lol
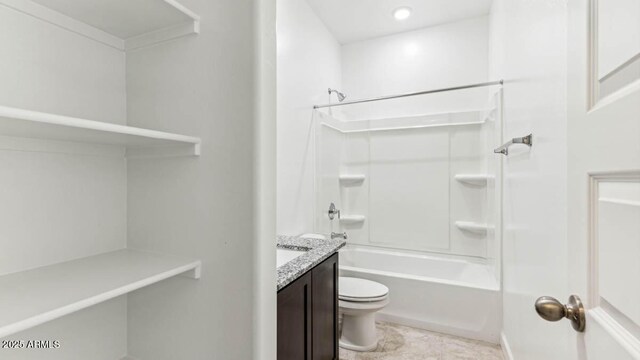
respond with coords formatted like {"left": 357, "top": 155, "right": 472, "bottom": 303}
{"left": 316, "top": 98, "right": 501, "bottom": 260}
{"left": 277, "top": 235, "right": 346, "bottom": 290}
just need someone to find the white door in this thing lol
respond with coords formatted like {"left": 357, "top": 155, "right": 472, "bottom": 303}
{"left": 564, "top": 0, "right": 640, "bottom": 358}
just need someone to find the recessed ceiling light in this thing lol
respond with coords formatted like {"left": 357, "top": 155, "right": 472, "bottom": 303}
{"left": 393, "top": 7, "right": 412, "bottom": 21}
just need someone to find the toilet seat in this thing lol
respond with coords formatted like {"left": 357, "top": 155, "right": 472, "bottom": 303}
{"left": 339, "top": 277, "right": 389, "bottom": 303}
{"left": 340, "top": 294, "right": 388, "bottom": 302}
{"left": 338, "top": 277, "right": 389, "bottom": 352}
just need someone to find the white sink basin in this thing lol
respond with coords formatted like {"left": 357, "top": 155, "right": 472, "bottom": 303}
{"left": 277, "top": 248, "right": 306, "bottom": 267}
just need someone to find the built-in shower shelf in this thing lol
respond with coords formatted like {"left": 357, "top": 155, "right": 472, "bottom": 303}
{"left": 0, "top": 249, "right": 201, "bottom": 338}
{"left": 454, "top": 174, "right": 493, "bottom": 186}
{"left": 2, "top": 0, "right": 200, "bottom": 51}
{"left": 455, "top": 221, "right": 494, "bottom": 235}
{"left": 339, "top": 215, "right": 366, "bottom": 224}
{"left": 0, "top": 105, "right": 201, "bottom": 157}
{"left": 339, "top": 174, "right": 366, "bottom": 186}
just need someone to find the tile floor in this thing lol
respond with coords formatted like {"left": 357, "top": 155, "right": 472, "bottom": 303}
{"left": 339, "top": 322, "right": 504, "bottom": 360}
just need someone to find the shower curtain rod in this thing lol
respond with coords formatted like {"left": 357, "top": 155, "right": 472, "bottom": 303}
{"left": 313, "top": 80, "right": 504, "bottom": 109}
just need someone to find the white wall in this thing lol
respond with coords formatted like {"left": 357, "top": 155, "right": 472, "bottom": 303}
{"left": 0, "top": 4, "right": 127, "bottom": 359}
{"left": 276, "top": 0, "right": 342, "bottom": 235}
{"left": 490, "top": 0, "right": 569, "bottom": 359}
{"left": 126, "top": 0, "right": 275, "bottom": 359}
{"left": 342, "top": 16, "right": 489, "bottom": 97}
{"left": 340, "top": 16, "right": 490, "bottom": 120}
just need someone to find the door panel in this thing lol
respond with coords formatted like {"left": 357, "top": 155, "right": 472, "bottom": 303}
{"left": 593, "top": 0, "right": 640, "bottom": 100}
{"left": 568, "top": 0, "right": 640, "bottom": 358}
{"left": 593, "top": 176, "right": 640, "bottom": 326}
{"left": 585, "top": 309, "right": 639, "bottom": 360}
{"left": 596, "top": 0, "right": 640, "bottom": 77}
{"left": 586, "top": 174, "right": 640, "bottom": 358}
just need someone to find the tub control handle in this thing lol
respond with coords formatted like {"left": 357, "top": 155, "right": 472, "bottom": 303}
{"left": 328, "top": 203, "right": 341, "bottom": 220}
{"left": 535, "top": 295, "right": 585, "bottom": 332}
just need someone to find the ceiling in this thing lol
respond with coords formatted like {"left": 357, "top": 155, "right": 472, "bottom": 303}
{"left": 306, "top": 0, "right": 493, "bottom": 44}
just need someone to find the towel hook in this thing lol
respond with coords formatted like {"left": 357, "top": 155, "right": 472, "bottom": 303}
{"left": 494, "top": 134, "right": 532, "bottom": 156}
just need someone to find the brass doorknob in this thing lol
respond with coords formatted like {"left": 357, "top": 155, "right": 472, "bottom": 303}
{"left": 535, "top": 295, "right": 585, "bottom": 332}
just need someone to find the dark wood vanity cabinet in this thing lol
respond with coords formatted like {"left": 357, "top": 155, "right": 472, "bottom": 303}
{"left": 311, "top": 253, "right": 339, "bottom": 360}
{"left": 277, "top": 253, "right": 339, "bottom": 360}
{"left": 277, "top": 271, "right": 312, "bottom": 359}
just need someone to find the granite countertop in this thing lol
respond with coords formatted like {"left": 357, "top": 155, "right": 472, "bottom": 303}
{"left": 277, "top": 235, "right": 346, "bottom": 291}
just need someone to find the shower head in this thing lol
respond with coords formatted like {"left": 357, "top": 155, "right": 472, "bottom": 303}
{"left": 328, "top": 88, "right": 346, "bottom": 102}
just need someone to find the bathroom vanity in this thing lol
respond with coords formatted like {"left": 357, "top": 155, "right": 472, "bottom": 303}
{"left": 276, "top": 236, "right": 345, "bottom": 360}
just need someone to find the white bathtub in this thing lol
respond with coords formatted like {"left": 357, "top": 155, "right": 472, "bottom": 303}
{"left": 339, "top": 246, "right": 501, "bottom": 343}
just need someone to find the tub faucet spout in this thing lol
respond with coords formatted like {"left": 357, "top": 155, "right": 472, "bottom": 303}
{"left": 331, "top": 232, "right": 348, "bottom": 240}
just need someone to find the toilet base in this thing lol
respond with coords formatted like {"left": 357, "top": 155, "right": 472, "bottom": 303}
{"left": 340, "top": 311, "right": 378, "bottom": 351}
{"left": 339, "top": 298, "right": 388, "bottom": 352}
{"left": 339, "top": 337, "right": 378, "bottom": 352}
{"left": 339, "top": 340, "right": 378, "bottom": 352}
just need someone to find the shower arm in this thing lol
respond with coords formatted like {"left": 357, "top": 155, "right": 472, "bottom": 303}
{"left": 328, "top": 88, "right": 346, "bottom": 102}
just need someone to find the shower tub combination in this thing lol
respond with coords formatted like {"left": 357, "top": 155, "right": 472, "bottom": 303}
{"left": 339, "top": 245, "right": 501, "bottom": 343}
{"left": 315, "top": 82, "right": 504, "bottom": 344}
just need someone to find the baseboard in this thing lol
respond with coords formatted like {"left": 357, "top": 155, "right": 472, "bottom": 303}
{"left": 121, "top": 356, "right": 141, "bottom": 360}
{"left": 375, "top": 312, "right": 500, "bottom": 344}
{"left": 500, "top": 331, "right": 514, "bottom": 360}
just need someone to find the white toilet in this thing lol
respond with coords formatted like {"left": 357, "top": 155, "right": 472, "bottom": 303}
{"left": 338, "top": 277, "right": 389, "bottom": 352}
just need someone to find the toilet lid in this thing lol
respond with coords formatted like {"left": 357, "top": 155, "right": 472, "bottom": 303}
{"left": 339, "top": 277, "right": 388, "bottom": 301}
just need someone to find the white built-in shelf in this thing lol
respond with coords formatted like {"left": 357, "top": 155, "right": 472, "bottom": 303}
{"left": 340, "top": 215, "right": 366, "bottom": 224}
{"left": 455, "top": 221, "right": 494, "bottom": 235}
{"left": 2, "top": 0, "right": 200, "bottom": 51}
{"left": 339, "top": 174, "right": 366, "bottom": 186}
{"left": 0, "top": 105, "right": 201, "bottom": 157}
{"left": 454, "top": 174, "right": 493, "bottom": 186}
{"left": 0, "top": 249, "right": 201, "bottom": 338}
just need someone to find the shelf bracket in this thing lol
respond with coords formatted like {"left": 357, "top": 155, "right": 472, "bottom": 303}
{"left": 180, "top": 261, "right": 202, "bottom": 280}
